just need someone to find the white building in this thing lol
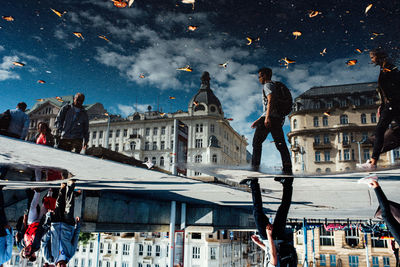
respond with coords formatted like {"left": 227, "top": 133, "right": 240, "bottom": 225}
{"left": 88, "top": 72, "right": 248, "bottom": 177}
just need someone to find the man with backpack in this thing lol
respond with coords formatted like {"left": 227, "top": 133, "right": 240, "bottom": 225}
{"left": 0, "top": 102, "right": 30, "bottom": 140}
{"left": 55, "top": 93, "right": 89, "bottom": 153}
{"left": 251, "top": 67, "right": 292, "bottom": 175}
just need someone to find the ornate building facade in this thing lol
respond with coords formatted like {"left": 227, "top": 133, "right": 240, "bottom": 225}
{"left": 288, "top": 82, "right": 400, "bottom": 175}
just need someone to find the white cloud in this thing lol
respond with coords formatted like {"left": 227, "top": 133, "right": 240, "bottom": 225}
{"left": 54, "top": 28, "right": 68, "bottom": 40}
{"left": 0, "top": 46, "right": 5, "bottom": 52}
{"left": 117, "top": 103, "right": 154, "bottom": 117}
{"left": 0, "top": 56, "right": 21, "bottom": 81}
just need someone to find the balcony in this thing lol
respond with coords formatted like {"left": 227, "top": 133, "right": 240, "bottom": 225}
{"left": 129, "top": 134, "right": 141, "bottom": 139}
{"left": 313, "top": 142, "right": 332, "bottom": 149}
{"left": 342, "top": 141, "right": 351, "bottom": 148}
{"left": 291, "top": 145, "right": 300, "bottom": 152}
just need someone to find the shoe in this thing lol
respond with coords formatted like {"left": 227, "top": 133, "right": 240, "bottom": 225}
{"left": 356, "top": 160, "right": 377, "bottom": 171}
{"left": 274, "top": 176, "right": 294, "bottom": 185}
{"left": 239, "top": 177, "right": 258, "bottom": 186}
{"left": 358, "top": 174, "right": 378, "bottom": 187}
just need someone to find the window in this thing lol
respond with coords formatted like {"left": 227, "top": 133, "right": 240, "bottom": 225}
{"left": 195, "top": 155, "right": 202, "bottom": 163}
{"left": 153, "top": 127, "right": 158, "bottom": 135}
{"left": 123, "top": 129, "right": 127, "bottom": 137}
{"left": 330, "top": 255, "right": 336, "bottom": 267}
{"left": 116, "top": 129, "right": 120, "bottom": 137}
{"left": 130, "top": 141, "right": 136, "bottom": 150}
{"left": 362, "top": 132, "right": 369, "bottom": 142}
{"left": 210, "top": 247, "right": 217, "bottom": 260}
{"left": 338, "top": 150, "right": 342, "bottom": 161}
{"left": 339, "top": 98, "right": 347, "bottom": 107}
{"left": 343, "top": 132, "right": 349, "bottom": 144}
{"left": 212, "top": 154, "right": 217, "bottom": 163}
{"left": 349, "top": 255, "right": 359, "bottom": 267}
{"left": 90, "top": 242, "right": 94, "bottom": 253}
{"left": 74, "top": 259, "right": 79, "bottom": 267}
{"left": 313, "top": 116, "right": 319, "bottom": 127}
{"left": 152, "top": 141, "right": 157, "bottom": 150}
{"left": 100, "top": 243, "right": 104, "bottom": 253}
{"left": 123, "top": 244, "right": 130, "bottom": 255}
{"left": 394, "top": 148, "right": 400, "bottom": 159}
{"left": 105, "top": 262, "right": 110, "bottom": 267}
{"left": 361, "top": 114, "right": 366, "bottom": 124}
{"left": 144, "top": 157, "right": 148, "bottom": 162}
{"left": 145, "top": 128, "right": 150, "bottom": 136}
{"left": 121, "top": 262, "right": 129, "bottom": 267}
{"left": 115, "top": 243, "right": 119, "bottom": 254}
{"left": 340, "top": 114, "right": 348, "bottom": 124}
{"left": 210, "top": 124, "right": 215, "bottom": 133}
{"left": 383, "top": 257, "right": 390, "bottom": 267}
{"left": 109, "top": 130, "right": 113, "bottom": 138}
{"left": 92, "top": 131, "right": 97, "bottom": 139}
{"left": 147, "top": 245, "right": 152, "bottom": 256}
{"left": 193, "top": 247, "right": 200, "bottom": 259}
{"left": 161, "top": 126, "right": 166, "bottom": 135}
{"left": 323, "top": 134, "right": 330, "bottom": 144}
{"left": 324, "top": 151, "right": 330, "bottom": 161}
{"left": 323, "top": 116, "right": 328, "bottom": 126}
{"left": 160, "top": 157, "right": 164, "bottom": 167}
{"left": 354, "top": 97, "right": 360, "bottom": 106}
{"left": 344, "top": 149, "right": 350, "bottom": 161}
{"left": 171, "top": 125, "right": 174, "bottom": 134}
{"left": 196, "top": 124, "right": 203, "bottom": 133}
{"left": 363, "top": 149, "right": 370, "bottom": 161}
{"left": 320, "top": 254, "right": 326, "bottom": 266}
{"left": 372, "top": 256, "right": 379, "bottom": 267}
{"left": 314, "top": 135, "right": 320, "bottom": 145}
{"left": 192, "top": 232, "right": 201, "bottom": 239}
{"left": 138, "top": 244, "right": 143, "bottom": 256}
{"left": 320, "top": 227, "right": 334, "bottom": 246}
{"left": 82, "top": 245, "right": 86, "bottom": 252}
{"left": 345, "top": 229, "right": 359, "bottom": 247}
{"left": 171, "top": 140, "right": 173, "bottom": 149}
{"left": 351, "top": 149, "right": 355, "bottom": 160}
{"left": 195, "top": 139, "right": 203, "bottom": 148}
{"left": 371, "top": 113, "right": 377, "bottom": 123}
{"left": 152, "top": 157, "right": 156, "bottom": 165}
{"left": 293, "top": 119, "right": 297, "bottom": 129}
{"left": 314, "top": 101, "right": 321, "bottom": 109}
{"left": 108, "top": 243, "right": 112, "bottom": 254}
{"left": 160, "top": 141, "right": 165, "bottom": 150}
{"left": 371, "top": 232, "right": 388, "bottom": 248}
{"left": 294, "top": 136, "right": 299, "bottom": 146}
{"left": 144, "top": 142, "right": 149, "bottom": 151}
{"left": 156, "top": 245, "right": 161, "bottom": 256}
{"left": 316, "top": 168, "right": 321, "bottom": 173}
{"left": 115, "top": 143, "right": 119, "bottom": 151}
{"left": 325, "top": 168, "right": 331, "bottom": 173}
{"left": 88, "top": 259, "right": 92, "bottom": 267}
{"left": 296, "top": 229, "right": 303, "bottom": 245}
{"left": 99, "top": 131, "right": 103, "bottom": 138}
{"left": 315, "top": 151, "right": 321, "bottom": 162}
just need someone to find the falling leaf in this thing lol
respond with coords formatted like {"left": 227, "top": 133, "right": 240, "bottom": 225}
{"left": 177, "top": 65, "right": 193, "bottom": 72}
{"left": 139, "top": 74, "right": 145, "bottom": 78}
{"left": 219, "top": 62, "right": 228, "bottom": 68}
{"left": 246, "top": 37, "right": 253, "bottom": 45}
{"left": 182, "top": 0, "right": 195, "bottom": 10}
{"left": 323, "top": 111, "right": 331, "bottom": 116}
{"left": 128, "top": 0, "right": 135, "bottom": 7}
{"left": 188, "top": 26, "right": 198, "bottom": 31}
{"left": 50, "top": 8, "right": 66, "bottom": 17}
{"left": 169, "top": 96, "right": 176, "bottom": 100}
{"left": 355, "top": 49, "right": 362, "bottom": 53}
{"left": 73, "top": 32, "right": 84, "bottom": 39}
{"left": 2, "top": 16, "right": 14, "bottom": 22}
{"left": 365, "top": 4, "right": 373, "bottom": 14}
{"left": 13, "top": 62, "right": 25, "bottom": 67}
{"left": 370, "top": 32, "right": 384, "bottom": 40}
{"left": 160, "top": 112, "right": 166, "bottom": 116}
{"left": 37, "top": 80, "right": 46, "bottom": 84}
{"left": 98, "top": 35, "right": 109, "bottom": 42}
{"left": 55, "top": 96, "right": 64, "bottom": 102}
{"left": 292, "top": 31, "right": 302, "bottom": 39}
{"left": 346, "top": 59, "right": 358, "bottom": 66}
{"left": 112, "top": 0, "right": 127, "bottom": 8}
{"left": 320, "top": 48, "right": 327, "bottom": 56}
{"left": 37, "top": 98, "right": 45, "bottom": 102}
{"left": 279, "top": 57, "right": 296, "bottom": 68}
{"left": 193, "top": 101, "right": 199, "bottom": 106}
{"left": 308, "top": 10, "right": 321, "bottom": 18}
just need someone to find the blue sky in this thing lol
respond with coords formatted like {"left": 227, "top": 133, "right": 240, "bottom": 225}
{"left": 1, "top": 0, "right": 399, "bottom": 167}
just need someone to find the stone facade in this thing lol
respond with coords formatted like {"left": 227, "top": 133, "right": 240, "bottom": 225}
{"left": 288, "top": 82, "right": 400, "bottom": 174}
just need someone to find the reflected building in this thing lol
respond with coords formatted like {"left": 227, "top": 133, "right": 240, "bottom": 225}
{"left": 288, "top": 82, "right": 400, "bottom": 174}
{"left": 88, "top": 72, "right": 248, "bottom": 177}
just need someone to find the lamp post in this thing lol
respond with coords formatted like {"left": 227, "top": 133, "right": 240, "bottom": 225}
{"left": 104, "top": 113, "right": 111, "bottom": 149}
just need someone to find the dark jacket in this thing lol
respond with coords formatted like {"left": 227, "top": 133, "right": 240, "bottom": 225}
{"left": 377, "top": 64, "right": 400, "bottom": 106}
{"left": 55, "top": 104, "right": 89, "bottom": 144}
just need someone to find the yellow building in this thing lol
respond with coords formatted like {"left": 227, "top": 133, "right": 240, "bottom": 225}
{"left": 288, "top": 82, "right": 400, "bottom": 175}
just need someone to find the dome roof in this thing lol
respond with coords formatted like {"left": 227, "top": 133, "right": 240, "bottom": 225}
{"left": 188, "top": 71, "right": 223, "bottom": 114}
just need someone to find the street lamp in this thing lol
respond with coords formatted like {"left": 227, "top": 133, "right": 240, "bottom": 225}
{"left": 104, "top": 113, "right": 111, "bottom": 149}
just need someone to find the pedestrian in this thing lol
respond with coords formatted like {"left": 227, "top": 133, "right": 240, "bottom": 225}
{"left": 240, "top": 176, "right": 297, "bottom": 266}
{"left": 0, "top": 184, "right": 13, "bottom": 267}
{"left": 358, "top": 49, "right": 400, "bottom": 170}
{"left": 1, "top": 102, "right": 30, "bottom": 140}
{"left": 251, "top": 68, "right": 292, "bottom": 175}
{"left": 41, "top": 180, "right": 81, "bottom": 267}
{"left": 359, "top": 177, "right": 400, "bottom": 246}
{"left": 31, "top": 122, "right": 55, "bottom": 147}
{"left": 55, "top": 93, "right": 89, "bottom": 153}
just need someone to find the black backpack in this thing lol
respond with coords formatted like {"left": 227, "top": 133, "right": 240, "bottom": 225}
{"left": 0, "top": 109, "right": 11, "bottom": 131}
{"left": 272, "top": 81, "right": 293, "bottom": 116}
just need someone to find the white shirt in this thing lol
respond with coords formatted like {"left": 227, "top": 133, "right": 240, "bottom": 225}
{"left": 261, "top": 82, "right": 274, "bottom": 117}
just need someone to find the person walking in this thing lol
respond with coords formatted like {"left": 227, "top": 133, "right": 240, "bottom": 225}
{"left": 251, "top": 68, "right": 292, "bottom": 175}
{"left": 41, "top": 180, "right": 81, "bottom": 267}
{"left": 0, "top": 184, "right": 13, "bottom": 267}
{"left": 358, "top": 49, "right": 400, "bottom": 170}
{"left": 2, "top": 102, "right": 30, "bottom": 140}
{"left": 240, "top": 177, "right": 297, "bottom": 266}
{"left": 31, "top": 122, "right": 55, "bottom": 147}
{"left": 55, "top": 93, "right": 89, "bottom": 153}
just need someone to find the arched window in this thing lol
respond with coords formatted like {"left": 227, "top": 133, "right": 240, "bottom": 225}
{"left": 130, "top": 141, "right": 136, "bottom": 150}
{"left": 371, "top": 113, "right": 377, "bottom": 123}
{"left": 144, "top": 157, "right": 148, "bottom": 162}
{"left": 212, "top": 154, "right": 217, "bottom": 163}
{"left": 361, "top": 114, "right": 366, "bottom": 124}
{"left": 160, "top": 157, "right": 164, "bottom": 167}
{"left": 340, "top": 115, "right": 348, "bottom": 125}
{"left": 316, "top": 168, "right": 321, "bottom": 173}
{"left": 293, "top": 119, "right": 297, "bottom": 129}
{"left": 194, "top": 104, "right": 205, "bottom": 111}
{"left": 325, "top": 168, "right": 331, "bottom": 173}
{"left": 195, "top": 155, "right": 202, "bottom": 163}
{"left": 313, "top": 117, "right": 319, "bottom": 127}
